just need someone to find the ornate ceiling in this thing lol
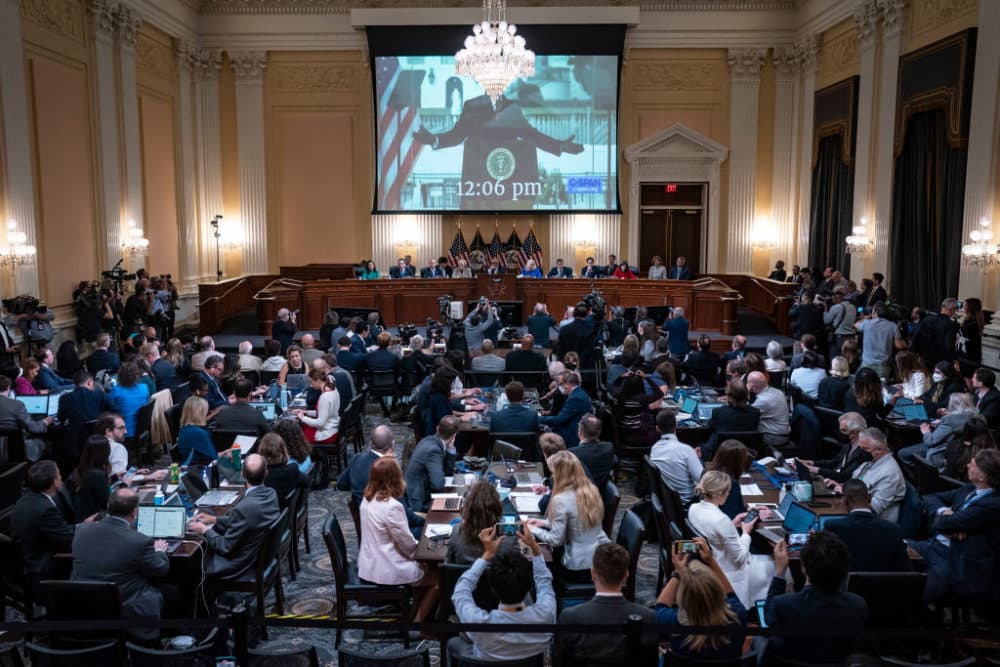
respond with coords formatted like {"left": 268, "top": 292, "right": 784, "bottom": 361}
{"left": 189, "top": 0, "right": 801, "bottom": 15}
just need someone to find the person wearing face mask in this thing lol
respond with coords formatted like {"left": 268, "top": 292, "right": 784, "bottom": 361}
{"left": 799, "top": 412, "right": 870, "bottom": 482}
{"left": 918, "top": 361, "right": 968, "bottom": 416}
{"left": 539, "top": 371, "right": 593, "bottom": 448}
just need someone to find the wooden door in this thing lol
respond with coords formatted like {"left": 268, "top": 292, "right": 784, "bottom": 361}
{"left": 670, "top": 211, "right": 702, "bottom": 277}
{"left": 639, "top": 211, "right": 669, "bottom": 269}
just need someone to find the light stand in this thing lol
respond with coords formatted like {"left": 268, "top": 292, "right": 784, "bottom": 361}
{"left": 210, "top": 214, "right": 223, "bottom": 280}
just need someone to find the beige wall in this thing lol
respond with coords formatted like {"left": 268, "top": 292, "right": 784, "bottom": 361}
{"left": 903, "top": 0, "right": 978, "bottom": 55}
{"left": 264, "top": 50, "right": 372, "bottom": 267}
{"left": 218, "top": 52, "right": 243, "bottom": 277}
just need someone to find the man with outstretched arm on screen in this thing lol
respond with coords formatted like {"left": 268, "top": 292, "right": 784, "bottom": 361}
{"left": 412, "top": 93, "right": 583, "bottom": 211}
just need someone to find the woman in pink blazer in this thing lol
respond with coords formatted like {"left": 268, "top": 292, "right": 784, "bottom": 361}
{"left": 358, "top": 457, "right": 439, "bottom": 623}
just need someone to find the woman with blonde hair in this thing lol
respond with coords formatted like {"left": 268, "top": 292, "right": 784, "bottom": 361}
{"left": 817, "top": 356, "right": 852, "bottom": 410}
{"left": 688, "top": 470, "right": 774, "bottom": 607}
{"left": 177, "top": 396, "right": 215, "bottom": 465}
{"left": 527, "top": 450, "right": 609, "bottom": 580}
{"left": 655, "top": 538, "right": 747, "bottom": 659}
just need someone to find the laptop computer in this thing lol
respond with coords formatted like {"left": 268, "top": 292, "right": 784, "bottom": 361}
{"left": 817, "top": 514, "right": 849, "bottom": 530}
{"left": 17, "top": 395, "right": 49, "bottom": 419}
{"left": 497, "top": 449, "right": 542, "bottom": 485}
{"left": 794, "top": 459, "right": 838, "bottom": 497}
{"left": 676, "top": 396, "right": 699, "bottom": 422}
{"left": 47, "top": 392, "right": 64, "bottom": 417}
{"left": 285, "top": 374, "right": 309, "bottom": 391}
{"left": 754, "top": 491, "right": 796, "bottom": 523}
{"left": 136, "top": 506, "right": 187, "bottom": 539}
{"left": 249, "top": 401, "right": 277, "bottom": 421}
{"left": 757, "top": 501, "right": 817, "bottom": 543}
{"left": 898, "top": 403, "right": 928, "bottom": 422}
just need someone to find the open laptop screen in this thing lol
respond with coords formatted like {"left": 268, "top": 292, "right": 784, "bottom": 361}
{"left": 17, "top": 395, "right": 48, "bottom": 416}
{"left": 784, "top": 502, "right": 817, "bottom": 534}
{"left": 136, "top": 506, "right": 186, "bottom": 538}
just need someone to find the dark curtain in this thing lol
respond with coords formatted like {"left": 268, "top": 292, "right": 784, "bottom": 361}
{"left": 889, "top": 109, "right": 967, "bottom": 309}
{"left": 808, "top": 135, "right": 854, "bottom": 274}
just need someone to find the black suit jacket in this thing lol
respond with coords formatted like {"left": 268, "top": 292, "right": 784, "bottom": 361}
{"left": 790, "top": 302, "right": 824, "bottom": 339}
{"left": 764, "top": 578, "right": 867, "bottom": 663}
{"left": 668, "top": 266, "right": 692, "bottom": 280}
{"left": 817, "top": 376, "right": 851, "bottom": 411}
{"left": 389, "top": 265, "right": 415, "bottom": 279}
{"left": 554, "top": 595, "right": 656, "bottom": 667}
{"left": 503, "top": 349, "right": 547, "bottom": 375}
{"left": 212, "top": 402, "right": 271, "bottom": 436}
{"left": 204, "top": 485, "right": 280, "bottom": 581}
{"left": 11, "top": 491, "right": 75, "bottom": 577}
{"left": 557, "top": 318, "right": 597, "bottom": 364}
{"left": 365, "top": 348, "right": 399, "bottom": 375}
{"left": 547, "top": 266, "right": 573, "bottom": 278}
{"left": 580, "top": 264, "right": 600, "bottom": 280}
{"left": 265, "top": 462, "right": 308, "bottom": 505}
{"left": 71, "top": 516, "right": 170, "bottom": 624}
{"left": 924, "top": 484, "right": 1000, "bottom": 599}
{"left": 489, "top": 403, "right": 540, "bottom": 434}
{"left": 976, "top": 388, "right": 1000, "bottom": 429}
{"left": 336, "top": 449, "right": 379, "bottom": 507}
{"left": 826, "top": 510, "right": 911, "bottom": 572}
{"left": 708, "top": 404, "right": 760, "bottom": 435}
{"left": 57, "top": 386, "right": 110, "bottom": 430}
{"left": 569, "top": 440, "right": 618, "bottom": 492}
{"left": 815, "top": 443, "right": 872, "bottom": 482}
{"left": 151, "top": 358, "right": 180, "bottom": 392}
{"left": 85, "top": 349, "right": 120, "bottom": 375}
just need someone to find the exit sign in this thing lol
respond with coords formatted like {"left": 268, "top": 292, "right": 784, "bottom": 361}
{"left": 665, "top": 184, "right": 678, "bottom": 193}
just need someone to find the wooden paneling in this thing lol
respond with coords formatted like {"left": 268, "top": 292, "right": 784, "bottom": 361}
{"left": 278, "top": 264, "right": 357, "bottom": 282}
{"left": 198, "top": 274, "right": 277, "bottom": 332}
{"left": 711, "top": 273, "right": 798, "bottom": 334}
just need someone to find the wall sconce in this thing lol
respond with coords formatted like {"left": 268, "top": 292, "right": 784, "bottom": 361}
{"left": 0, "top": 219, "right": 37, "bottom": 269}
{"left": 121, "top": 219, "right": 150, "bottom": 259}
{"left": 961, "top": 216, "right": 1000, "bottom": 270}
{"left": 846, "top": 217, "right": 874, "bottom": 257}
{"left": 751, "top": 217, "right": 777, "bottom": 250}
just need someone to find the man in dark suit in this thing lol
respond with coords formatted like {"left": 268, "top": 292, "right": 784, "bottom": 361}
{"left": 187, "top": 454, "right": 280, "bottom": 581}
{"left": 56, "top": 371, "right": 111, "bottom": 467}
{"left": 972, "top": 367, "right": 1000, "bottom": 428}
{"left": 85, "top": 332, "right": 120, "bottom": 376}
{"left": 211, "top": 377, "right": 270, "bottom": 436}
{"left": 389, "top": 258, "right": 415, "bottom": 279}
{"left": 336, "top": 336, "right": 363, "bottom": 372}
{"left": 484, "top": 257, "right": 506, "bottom": 275}
{"left": 704, "top": 380, "right": 760, "bottom": 459}
{"left": 504, "top": 334, "right": 548, "bottom": 388}
{"left": 404, "top": 415, "right": 459, "bottom": 513}
{"left": 764, "top": 532, "right": 867, "bottom": 664}
{"left": 718, "top": 335, "right": 747, "bottom": 372}
{"left": 489, "top": 381, "right": 540, "bottom": 434}
{"left": 413, "top": 94, "right": 582, "bottom": 211}
{"left": 768, "top": 260, "right": 787, "bottom": 282}
{"left": 789, "top": 293, "right": 825, "bottom": 342}
{"left": 826, "top": 479, "right": 911, "bottom": 572}
{"left": 801, "top": 411, "right": 871, "bottom": 482}
{"left": 908, "top": 449, "right": 1000, "bottom": 602}
{"left": 569, "top": 414, "right": 617, "bottom": 493}
{"left": 199, "top": 356, "right": 228, "bottom": 414}
{"left": 912, "top": 298, "right": 960, "bottom": 369}
{"left": 554, "top": 543, "right": 656, "bottom": 667}
{"left": 580, "top": 257, "right": 600, "bottom": 280}
{"left": 420, "top": 258, "right": 448, "bottom": 278}
{"left": 71, "top": 487, "right": 173, "bottom": 635}
{"left": 364, "top": 332, "right": 399, "bottom": 376}
{"left": 0, "top": 376, "right": 51, "bottom": 461}
{"left": 547, "top": 258, "right": 573, "bottom": 279}
{"left": 540, "top": 371, "right": 593, "bottom": 449}
{"left": 144, "top": 342, "right": 179, "bottom": 392}
{"left": 863, "top": 272, "right": 888, "bottom": 309}
{"left": 556, "top": 304, "right": 599, "bottom": 367}
{"left": 337, "top": 424, "right": 393, "bottom": 507}
{"left": 11, "top": 461, "right": 77, "bottom": 595}
{"left": 668, "top": 256, "right": 692, "bottom": 280}
{"left": 683, "top": 335, "right": 721, "bottom": 385}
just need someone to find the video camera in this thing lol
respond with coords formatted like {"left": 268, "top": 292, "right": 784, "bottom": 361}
{"left": 582, "top": 287, "right": 606, "bottom": 316}
{"left": 398, "top": 323, "right": 419, "bottom": 345}
{"left": 102, "top": 259, "right": 136, "bottom": 285}
{"left": 2, "top": 294, "right": 45, "bottom": 316}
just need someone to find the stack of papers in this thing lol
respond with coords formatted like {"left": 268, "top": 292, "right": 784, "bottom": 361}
{"left": 425, "top": 524, "right": 453, "bottom": 539}
{"left": 740, "top": 483, "right": 764, "bottom": 496}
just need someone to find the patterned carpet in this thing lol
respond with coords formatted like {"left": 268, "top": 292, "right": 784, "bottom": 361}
{"left": 256, "top": 412, "right": 660, "bottom": 666}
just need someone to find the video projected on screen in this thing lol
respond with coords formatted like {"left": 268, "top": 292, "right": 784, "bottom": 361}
{"left": 375, "top": 55, "right": 619, "bottom": 213}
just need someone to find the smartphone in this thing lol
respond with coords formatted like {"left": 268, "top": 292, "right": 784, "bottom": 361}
{"left": 856, "top": 306, "right": 864, "bottom": 314}
{"left": 742, "top": 509, "right": 759, "bottom": 524}
{"left": 755, "top": 600, "right": 768, "bottom": 628}
{"left": 673, "top": 540, "right": 699, "bottom": 555}
{"left": 787, "top": 533, "right": 808, "bottom": 550}
{"left": 126, "top": 466, "right": 138, "bottom": 477}
{"left": 495, "top": 522, "right": 521, "bottom": 538}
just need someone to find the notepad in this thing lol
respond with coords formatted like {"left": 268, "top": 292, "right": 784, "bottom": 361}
{"left": 426, "top": 524, "right": 452, "bottom": 539}
{"left": 234, "top": 435, "right": 257, "bottom": 454}
{"left": 513, "top": 496, "right": 542, "bottom": 513}
{"left": 740, "top": 483, "right": 764, "bottom": 496}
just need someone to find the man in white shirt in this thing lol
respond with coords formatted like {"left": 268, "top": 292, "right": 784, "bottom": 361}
{"left": 747, "top": 371, "right": 791, "bottom": 448}
{"left": 649, "top": 411, "right": 703, "bottom": 504}
{"left": 98, "top": 412, "right": 130, "bottom": 478}
{"left": 237, "top": 341, "right": 262, "bottom": 372}
{"left": 559, "top": 306, "right": 575, "bottom": 329}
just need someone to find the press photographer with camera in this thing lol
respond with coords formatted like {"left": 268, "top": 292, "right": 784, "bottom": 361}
{"left": 72, "top": 281, "right": 112, "bottom": 345}
{"left": 463, "top": 297, "right": 497, "bottom": 356}
{"left": 554, "top": 289, "right": 606, "bottom": 370}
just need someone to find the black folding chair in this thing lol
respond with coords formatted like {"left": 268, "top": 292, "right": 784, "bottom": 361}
{"left": 338, "top": 645, "right": 430, "bottom": 667}
{"left": 615, "top": 509, "right": 645, "bottom": 601}
{"left": 248, "top": 646, "right": 320, "bottom": 666}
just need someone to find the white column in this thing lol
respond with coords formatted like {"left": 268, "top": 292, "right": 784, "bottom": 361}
{"left": 795, "top": 35, "right": 819, "bottom": 266}
{"left": 176, "top": 43, "right": 200, "bottom": 290}
{"left": 870, "top": 0, "right": 905, "bottom": 282}
{"left": 849, "top": 0, "right": 879, "bottom": 279}
{"left": 116, "top": 3, "right": 143, "bottom": 234}
{"left": 371, "top": 214, "right": 442, "bottom": 277}
{"left": 958, "top": 0, "right": 1000, "bottom": 306}
{"left": 231, "top": 50, "right": 268, "bottom": 275}
{"left": 726, "top": 48, "right": 765, "bottom": 273}
{"left": 549, "top": 213, "right": 621, "bottom": 270}
{"left": 771, "top": 46, "right": 800, "bottom": 267}
{"left": 194, "top": 48, "right": 223, "bottom": 283}
{"left": 88, "top": 0, "right": 121, "bottom": 267}
{"left": 0, "top": 0, "right": 40, "bottom": 297}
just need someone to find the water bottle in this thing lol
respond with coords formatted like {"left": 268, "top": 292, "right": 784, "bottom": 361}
{"left": 279, "top": 387, "right": 289, "bottom": 410}
{"left": 201, "top": 466, "right": 210, "bottom": 490}
{"left": 778, "top": 483, "right": 787, "bottom": 505}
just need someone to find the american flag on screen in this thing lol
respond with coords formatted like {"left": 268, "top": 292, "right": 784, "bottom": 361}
{"left": 487, "top": 230, "right": 507, "bottom": 269}
{"left": 448, "top": 227, "right": 470, "bottom": 267}
{"left": 520, "top": 227, "right": 543, "bottom": 268}
{"left": 378, "top": 58, "right": 425, "bottom": 210}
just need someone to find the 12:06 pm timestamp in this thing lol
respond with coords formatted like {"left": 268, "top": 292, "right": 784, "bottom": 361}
{"left": 460, "top": 180, "right": 542, "bottom": 200}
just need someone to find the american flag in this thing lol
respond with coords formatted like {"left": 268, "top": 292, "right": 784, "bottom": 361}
{"left": 505, "top": 229, "right": 523, "bottom": 269}
{"left": 520, "top": 227, "right": 543, "bottom": 268}
{"left": 487, "top": 230, "right": 507, "bottom": 269}
{"left": 448, "top": 227, "right": 470, "bottom": 267}
{"left": 377, "top": 58, "right": 425, "bottom": 210}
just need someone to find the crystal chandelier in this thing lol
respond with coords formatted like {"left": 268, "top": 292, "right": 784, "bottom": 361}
{"left": 122, "top": 219, "right": 150, "bottom": 259}
{"left": 0, "top": 219, "right": 37, "bottom": 268}
{"left": 845, "top": 217, "right": 874, "bottom": 257}
{"left": 455, "top": 0, "right": 535, "bottom": 105}
{"left": 961, "top": 217, "right": 1000, "bottom": 269}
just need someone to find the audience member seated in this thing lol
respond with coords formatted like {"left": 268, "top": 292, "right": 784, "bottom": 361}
{"left": 489, "top": 381, "right": 540, "bottom": 434}
{"left": 296, "top": 334, "right": 322, "bottom": 366}
{"left": 471, "top": 339, "right": 505, "bottom": 373}
{"left": 826, "top": 479, "right": 911, "bottom": 572}
{"left": 763, "top": 532, "right": 866, "bottom": 664}
{"left": 260, "top": 339, "right": 286, "bottom": 372}
{"left": 212, "top": 377, "right": 270, "bottom": 437}
{"left": 337, "top": 424, "right": 394, "bottom": 506}
{"left": 315, "top": 354, "right": 355, "bottom": 414}
{"left": 817, "top": 356, "right": 851, "bottom": 410}
{"left": 86, "top": 333, "right": 121, "bottom": 375}
{"left": 799, "top": 411, "right": 870, "bottom": 483}
{"left": 527, "top": 450, "right": 610, "bottom": 580}
{"left": 177, "top": 397, "right": 216, "bottom": 465}
{"left": 684, "top": 335, "right": 721, "bottom": 385}
{"left": 450, "top": 524, "right": 555, "bottom": 661}
{"left": 570, "top": 414, "right": 618, "bottom": 495}
{"left": 555, "top": 543, "right": 656, "bottom": 666}
{"left": 501, "top": 331, "right": 545, "bottom": 376}
{"left": 365, "top": 332, "right": 399, "bottom": 376}
{"left": 707, "top": 439, "right": 752, "bottom": 519}
{"left": 746, "top": 371, "right": 790, "bottom": 449}
{"left": 650, "top": 410, "right": 703, "bottom": 504}
{"left": 720, "top": 335, "right": 747, "bottom": 369}
{"left": 293, "top": 368, "right": 340, "bottom": 445}
{"left": 610, "top": 369, "right": 664, "bottom": 446}
{"left": 277, "top": 345, "right": 307, "bottom": 392}
{"left": 191, "top": 336, "right": 225, "bottom": 373}
{"left": 919, "top": 361, "right": 968, "bottom": 416}
{"left": 238, "top": 340, "right": 262, "bottom": 373}
{"left": 826, "top": 428, "right": 905, "bottom": 522}
{"left": 187, "top": 454, "right": 280, "bottom": 582}
{"left": 891, "top": 351, "right": 929, "bottom": 404}
{"left": 689, "top": 470, "right": 773, "bottom": 607}
{"left": 899, "top": 392, "right": 978, "bottom": 467}
{"left": 704, "top": 380, "right": 760, "bottom": 460}
{"left": 844, "top": 367, "right": 888, "bottom": 424}
{"left": 655, "top": 537, "right": 747, "bottom": 661}
{"left": 539, "top": 371, "right": 593, "bottom": 449}
{"left": 15, "top": 359, "right": 42, "bottom": 396}
{"left": 273, "top": 419, "right": 313, "bottom": 474}
{"left": 12, "top": 461, "right": 77, "bottom": 586}
{"left": 447, "top": 481, "right": 503, "bottom": 565}
{"left": 943, "top": 417, "right": 995, "bottom": 481}
{"left": 790, "top": 333, "right": 825, "bottom": 370}
{"left": 109, "top": 361, "right": 151, "bottom": 443}
{"left": 34, "top": 346, "right": 74, "bottom": 393}
{"left": 972, "top": 367, "right": 1000, "bottom": 428}
{"left": 199, "top": 356, "right": 229, "bottom": 414}
{"left": 71, "top": 487, "right": 174, "bottom": 637}
{"left": 0, "top": 375, "right": 51, "bottom": 461}
{"left": 257, "top": 432, "right": 309, "bottom": 502}
{"left": 841, "top": 338, "right": 862, "bottom": 374}
{"left": 404, "top": 415, "right": 459, "bottom": 514}
{"left": 789, "top": 350, "right": 826, "bottom": 401}
{"left": 764, "top": 340, "right": 786, "bottom": 373}
{"left": 66, "top": 436, "right": 112, "bottom": 522}
{"left": 908, "top": 449, "right": 1000, "bottom": 603}
{"left": 425, "top": 366, "right": 461, "bottom": 436}
{"left": 358, "top": 457, "right": 439, "bottom": 623}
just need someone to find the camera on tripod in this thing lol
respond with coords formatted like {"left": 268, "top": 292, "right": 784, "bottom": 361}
{"left": 2, "top": 294, "right": 45, "bottom": 315}
{"left": 582, "top": 287, "right": 606, "bottom": 315}
{"left": 398, "top": 323, "right": 419, "bottom": 345}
